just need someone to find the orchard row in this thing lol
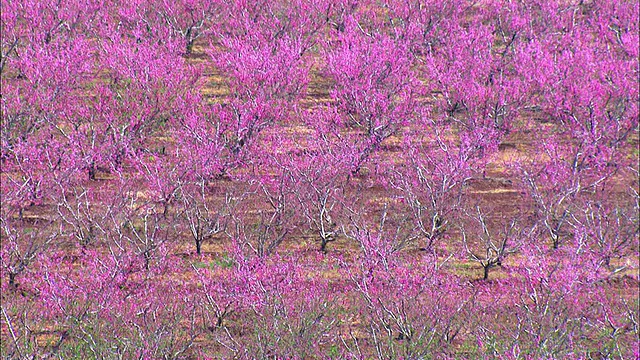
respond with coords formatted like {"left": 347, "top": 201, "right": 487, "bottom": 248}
{"left": 1, "top": 0, "right": 638, "bottom": 358}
